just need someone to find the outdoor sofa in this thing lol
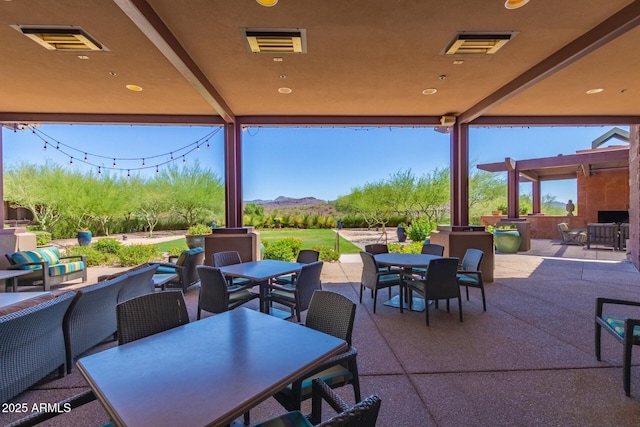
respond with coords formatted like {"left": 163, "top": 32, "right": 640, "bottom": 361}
{"left": 63, "top": 263, "right": 158, "bottom": 373}
{"left": 0, "top": 291, "right": 76, "bottom": 403}
{"left": 5, "top": 247, "right": 87, "bottom": 291}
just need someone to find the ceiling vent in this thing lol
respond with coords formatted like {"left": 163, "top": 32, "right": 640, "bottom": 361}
{"left": 244, "top": 28, "right": 306, "bottom": 53}
{"left": 12, "top": 26, "right": 106, "bottom": 51}
{"left": 443, "top": 32, "right": 516, "bottom": 55}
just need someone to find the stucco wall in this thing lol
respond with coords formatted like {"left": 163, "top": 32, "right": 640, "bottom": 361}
{"left": 629, "top": 126, "right": 639, "bottom": 270}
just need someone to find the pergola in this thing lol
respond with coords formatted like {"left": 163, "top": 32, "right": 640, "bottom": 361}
{"left": 1, "top": 1, "right": 640, "bottom": 265}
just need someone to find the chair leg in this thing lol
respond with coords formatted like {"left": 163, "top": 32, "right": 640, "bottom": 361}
{"left": 197, "top": 307, "right": 201, "bottom": 320}
{"left": 350, "top": 358, "right": 362, "bottom": 403}
{"left": 458, "top": 298, "right": 463, "bottom": 322}
{"left": 244, "top": 411, "right": 250, "bottom": 425}
{"left": 398, "top": 283, "right": 403, "bottom": 314}
{"left": 465, "top": 286, "right": 470, "bottom": 301}
{"left": 624, "top": 332, "right": 634, "bottom": 396}
{"left": 373, "top": 289, "right": 378, "bottom": 314}
{"left": 425, "top": 300, "right": 430, "bottom": 326}
{"left": 480, "top": 285, "right": 487, "bottom": 312}
{"left": 595, "top": 323, "right": 602, "bottom": 361}
{"left": 359, "top": 284, "right": 364, "bottom": 303}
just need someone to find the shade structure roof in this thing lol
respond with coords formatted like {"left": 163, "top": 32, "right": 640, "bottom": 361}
{"left": 1, "top": 0, "right": 640, "bottom": 125}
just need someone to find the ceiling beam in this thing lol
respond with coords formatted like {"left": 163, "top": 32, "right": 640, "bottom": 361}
{"left": 0, "top": 113, "right": 225, "bottom": 126}
{"left": 113, "top": 0, "right": 235, "bottom": 123}
{"left": 459, "top": 1, "right": 640, "bottom": 124}
{"left": 470, "top": 116, "right": 640, "bottom": 126}
{"left": 238, "top": 116, "right": 442, "bottom": 127}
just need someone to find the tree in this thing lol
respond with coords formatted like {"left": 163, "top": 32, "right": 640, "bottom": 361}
{"left": 414, "top": 167, "right": 450, "bottom": 223}
{"left": 4, "top": 162, "right": 66, "bottom": 232}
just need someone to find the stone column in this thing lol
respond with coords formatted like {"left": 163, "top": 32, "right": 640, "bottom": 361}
{"left": 629, "top": 125, "right": 639, "bottom": 270}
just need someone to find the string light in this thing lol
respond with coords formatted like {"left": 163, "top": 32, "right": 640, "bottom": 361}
{"left": 22, "top": 125, "right": 222, "bottom": 175}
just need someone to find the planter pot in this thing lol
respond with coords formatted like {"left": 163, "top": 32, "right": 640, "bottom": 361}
{"left": 185, "top": 234, "right": 206, "bottom": 249}
{"left": 397, "top": 227, "right": 406, "bottom": 243}
{"left": 494, "top": 229, "right": 520, "bottom": 253}
{"left": 77, "top": 231, "right": 92, "bottom": 246}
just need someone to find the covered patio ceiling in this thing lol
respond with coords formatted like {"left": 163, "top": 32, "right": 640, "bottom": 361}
{"left": 1, "top": 0, "right": 640, "bottom": 226}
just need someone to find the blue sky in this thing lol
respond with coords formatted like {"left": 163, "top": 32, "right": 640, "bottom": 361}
{"left": 2, "top": 124, "right": 628, "bottom": 203}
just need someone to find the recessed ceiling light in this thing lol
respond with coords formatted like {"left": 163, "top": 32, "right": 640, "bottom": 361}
{"left": 108, "top": 71, "right": 117, "bottom": 76}
{"left": 256, "top": 0, "right": 278, "bottom": 7}
{"left": 422, "top": 88, "right": 438, "bottom": 95}
{"left": 273, "top": 57, "right": 283, "bottom": 62}
{"left": 505, "top": 0, "right": 530, "bottom": 9}
{"left": 126, "top": 84, "right": 143, "bottom": 92}
{"left": 453, "top": 60, "right": 464, "bottom": 65}
{"left": 278, "top": 87, "right": 292, "bottom": 94}
{"left": 77, "top": 55, "right": 89, "bottom": 60}
{"left": 586, "top": 88, "right": 604, "bottom": 94}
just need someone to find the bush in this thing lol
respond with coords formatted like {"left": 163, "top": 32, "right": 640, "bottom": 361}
{"left": 263, "top": 240, "right": 295, "bottom": 261}
{"left": 387, "top": 242, "right": 422, "bottom": 254}
{"left": 65, "top": 245, "right": 117, "bottom": 267}
{"left": 118, "top": 244, "right": 162, "bottom": 267}
{"left": 187, "top": 224, "right": 211, "bottom": 235}
{"left": 32, "top": 231, "right": 52, "bottom": 246}
{"left": 92, "top": 237, "right": 122, "bottom": 254}
{"left": 407, "top": 219, "right": 435, "bottom": 242}
{"left": 312, "top": 245, "right": 340, "bottom": 262}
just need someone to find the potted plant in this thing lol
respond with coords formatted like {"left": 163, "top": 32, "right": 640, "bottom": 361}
{"left": 396, "top": 222, "right": 407, "bottom": 243}
{"left": 492, "top": 224, "right": 520, "bottom": 253}
{"left": 492, "top": 203, "right": 507, "bottom": 216}
{"left": 76, "top": 229, "right": 93, "bottom": 246}
{"left": 185, "top": 224, "right": 211, "bottom": 249}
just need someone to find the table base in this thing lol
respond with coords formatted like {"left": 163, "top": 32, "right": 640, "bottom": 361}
{"left": 383, "top": 295, "right": 427, "bottom": 312}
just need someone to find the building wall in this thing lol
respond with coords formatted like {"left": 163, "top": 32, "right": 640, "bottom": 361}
{"left": 629, "top": 125, "right": 639, "bottom": 270}
{"left": 576, "top": 168, "right": 630, "bottom": 226}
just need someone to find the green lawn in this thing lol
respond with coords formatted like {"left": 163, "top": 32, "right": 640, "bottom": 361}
{"left": 152, "top": 229, "right": 361, "bottom": 254}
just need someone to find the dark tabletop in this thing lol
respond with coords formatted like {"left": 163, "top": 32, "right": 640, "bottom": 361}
{"left": 77, "top": 307, "right": 346, "bottom": 427}
{"left": 217, "top": 259, "right": 305, "bottom": 281}
{"left": 374, "top": 253, "right": 440, "bottom": 268}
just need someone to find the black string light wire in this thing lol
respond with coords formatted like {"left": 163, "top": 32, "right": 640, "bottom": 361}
{"left": 25, "top": 125, "right": 222, "bottom": 175}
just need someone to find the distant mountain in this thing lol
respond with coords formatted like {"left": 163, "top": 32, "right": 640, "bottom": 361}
{"left": 246, "top": 196, "right": 328, "bottom": 209}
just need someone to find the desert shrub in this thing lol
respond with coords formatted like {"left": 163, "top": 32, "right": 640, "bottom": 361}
{"left": 168, "top": 246, "right": 186, "bottom": 256}
{"left": 312, "top": 245, "right": 340, "bottom": 262}
{"left": 33, "top": 231, "right": 52, "bottom": 246}
{"left": 387, "top": 242, "right": 422, "bottom": 254}
{"left": 118, "top": 244, "right": 161, "bottom": 266}
{"left": 407, "top": 219, "right": 435, "bottom": 242}
{"left": 65, "top": 245, "right": 116, "bottom": 267}
{"left": 263, "top": 240, "right": 295, "bottom": 261}
{"left": 93, "top": 237, "right": 122, "bottom": 254}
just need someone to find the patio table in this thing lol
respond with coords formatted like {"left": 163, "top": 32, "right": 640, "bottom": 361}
{"left": 0, "top": 269, "right": 36, "bottom": 292}
{"left": 77, "top": 307, "right": 346, "bottom": 427}
{"left": 151, "top": 273, "right": 178, "bottom": 291}
{"left": 374, "top": 253, "right": 441, "bottom": 311}
{"left": 0, "top": 291, "right": 49, "bottom": 309}
{"left": 217, "top": 259, "right": 305, "bottom": 316}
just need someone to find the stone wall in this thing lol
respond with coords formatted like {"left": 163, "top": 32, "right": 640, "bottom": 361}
{"left": 577, "top": 168, "right": 629, "bottom": 225}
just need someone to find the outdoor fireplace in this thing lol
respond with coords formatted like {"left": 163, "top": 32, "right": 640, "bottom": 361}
{"left": 597, "top": 210, "right": 629, "bottom": 224}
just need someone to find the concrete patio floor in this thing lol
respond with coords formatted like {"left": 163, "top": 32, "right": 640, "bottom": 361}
{"left": 2, "top": 239, "right": 640, "bottom": 426}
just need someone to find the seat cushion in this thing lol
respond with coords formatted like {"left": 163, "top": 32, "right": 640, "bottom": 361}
{"left": 604, "top": 315, "right": 640, "bottom": 338}
{"left": 270, "top": 288, "right": 296, "bottom": 303}
{"left": 283, "top": 364, "right": 353, "bottom": 400}
{"left": 36, "top": 247, "right": 61, "bottom": 264}
{"left": 49, "top": 261, "right": 85, "bottom": 276}
{"left": 457, "top": 274, "right": 479, "bottom": 285}
{"left": 10, "top": 250, "right": 45, "bottom": 270}
{"left": 229, "top": 289, "right": 255, "bottom": 303}
{"left": 253, "top": 410, "right": 312, "bottom": 427}
{"left": 157, "top": 265, "right": 177, "bottom": 274}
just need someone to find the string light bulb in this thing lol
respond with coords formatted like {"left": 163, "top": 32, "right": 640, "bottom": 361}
{"left": 69, "top": 157, "right": 73, "bottom": 165}
{"left": 84, "top": 153, "right": 88, "bottom": 161}
{"left": 98, "top": 166, "right": 102, "bottom": 176}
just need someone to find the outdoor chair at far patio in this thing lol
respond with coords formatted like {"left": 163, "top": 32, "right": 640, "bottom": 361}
{"left": 272, "top": 249, "right": 320, "bottom": 287}
{"left": 156, "top": 247, "right": 205, "bottom": 292}
{"left": 212, "top": 250, "right": 253, "bottom": 288}
{"left": 196, "top": 265, "right": 258, "bottom": 319}
{"left": 457, "top": 249, "right": 487, "bottom": 312}
{"left": 268, "top": 261, "right": 323, "bottom": 321}
{"left": 421, "top": 243, "right": 445, "bottom": 256}
{"left": 273, "top": 291, "right": 361, "bottom": 413}
{"left": 403, "top": 257, "right": 462, "bottom": 326}
{"left": 595, "top": 297, "right": 640, "bottom": 396}
{"left": 256, "top": 379, "right": 380, "bottom": 427}
{"left": 557, "top": 223, "right": 587, "bottom": 246}
{"left": 359, "top": 251, "right": 402, "bottom": 313}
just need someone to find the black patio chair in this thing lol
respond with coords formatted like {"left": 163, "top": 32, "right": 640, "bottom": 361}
{"left": 267, "top": 261, "right": 323, "bottom": 321}
{"left": 272, "top": 249, "right": 320, "bottom": 287}
{"left": 256, "top": 379, "right": 380, "bottom": 427}
{"left": 196, "top": 265, "right": 259, "bottom": 319}
{"left": 457, "top": 249, "right": 487, "bottom": 311}
{"left": 403, "top": 257, "right": 462, "bottom": 326}
{"left": 595, "top": 297, "right": 640, "bottom": 396}
{"left": 273, "top": 291, "right": 361, "bottom": 413}
{"left": 359, "top": 251, "right": 402, "bottom": 313}
{"left": 212, "top": 250, "right": 254, "bottom": 288}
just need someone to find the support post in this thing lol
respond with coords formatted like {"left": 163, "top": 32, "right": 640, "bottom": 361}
{"left": 450, "top": 122, "right": 469, "bottom": 226}
{"left": 505, "top": 157, "right": 520, "bottom": 218}
{"left": 224, "top": 123, "right": 242, "bottom": 228}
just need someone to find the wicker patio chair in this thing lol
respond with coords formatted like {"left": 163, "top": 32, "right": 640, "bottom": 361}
{"left": 267, "top": 261, "right": 323, "bottom": 320}
{"left": 212, "top": 250, "right": 253, "bottom": 287}
{"left": 421, "top": 243, "right": 445, "bottom": 256}
{"left": 595, "top": 297, "right": 640, "bottom": 396}
{"left": 272, "top": 249, "right": 320, "bottom": 286}
{"left": 196, "top": 265, "right": 259, "bottom": 319}
{"left": 273, "top": 291, "right": 361, "bottom": 412}
{"left": 359, "top": 251, "right": 402, "bottom": 313}
{"left": 403, "top": 257, "right": 462, "bottom": 326}
{"left": 116, "top": 291, "right": 190, "bottom": 345}
{"left": 156, "top": 247, "right": 205, "bottom": 292}
{"left": 364, "top": 243, "right": 388, "bottom": 255}
{"left": 256, "top": 379, "right": 381, "bottom": 427}
{"left": 457, "top": 249, "right": 487, "bottom": 311}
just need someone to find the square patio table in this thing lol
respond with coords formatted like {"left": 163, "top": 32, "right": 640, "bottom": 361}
{"left": 0, "top": 291, "right": 49, "bottom": 309}
{"left": 77, "top": 307, "right": 347, "bottom": 427}
{"left": 374, "top": 253, "right": 441, "bottom": 311}
{"left": 0, "top": 269, "right": 36, "bottom": 292}
{"left": 151, "top": 273, "right": 178, "bottom": 291}
{"left": 217, "top": 259, "right": 305, "bottom": 315}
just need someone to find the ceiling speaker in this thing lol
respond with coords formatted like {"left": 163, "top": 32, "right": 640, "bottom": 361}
{"left": 440, "top": 115, "right": 456, "bottom": 126}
